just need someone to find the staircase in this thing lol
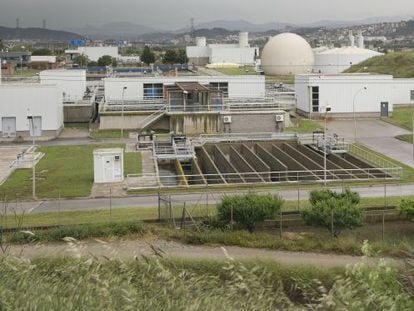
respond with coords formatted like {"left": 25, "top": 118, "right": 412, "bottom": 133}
{"left": 138, "top": 106, "right": 166, "bottom": 133}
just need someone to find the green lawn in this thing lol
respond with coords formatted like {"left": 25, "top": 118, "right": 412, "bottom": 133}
{"left": 396, "top": 134, "right": 413, "bottom": 143}
{"left": 213, "top": 66, "right": 258, "bottom": 76}
{"left": 0, "top": 144, "right": 142, "bottom": 200}
{"left": 8, "top": 69, "right": 41, "bottom": 77}
{"left": 90, "top": 129, "right": 131, "bottom": 139}
{"left": 387, "top": 106, "right": 414, "bottom": 130}
{"left": 285, "top": 118, "right": 323, "bottom": 134}
{"left": 265, "top": 75, "right": 294, "bottom": 84}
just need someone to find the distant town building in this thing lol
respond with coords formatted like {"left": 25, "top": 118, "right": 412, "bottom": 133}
{"left": 30, "top": 56, "right": 58, "bottom": 70}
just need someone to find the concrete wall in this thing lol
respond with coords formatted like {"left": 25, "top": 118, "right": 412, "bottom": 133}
{"left": 209, "top": 47, "right": 256, "bottom": 65}
{"left": 64, "top": 105, "right": 93, "bottom": 123}
{"left": 40, "top": 69, "right": 86, "bottom": 102}
{"left": 295, "top": 74, "right": 395, "bottom": 116}
{"left": 220, "top": 112, "right": 282, "bottom": 133}
{"left": 170, "top": 114, "right": 219, "bottom": 134}
{"left": 104, "top": 76, "right": 265, "bottom": 101}
{"left": 99, "top": 113, "right": 169, "bottom": 130}
{"left": 392, "top": 79, "right": 414, "bottom": 105}
{"left": 0, "top": 84, "right": 63, "bottom": 136}
{"left": 79, "top": 46, "right": 119, "bottom": 62}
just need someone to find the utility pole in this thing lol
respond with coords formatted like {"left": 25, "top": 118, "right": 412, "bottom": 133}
{"left": 121, "top": 85, "right": 127, "bottom": 138}
{"left": 324, "top": 106, "right": 331, "bottom": 186}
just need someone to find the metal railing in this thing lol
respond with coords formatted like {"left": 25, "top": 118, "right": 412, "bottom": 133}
{"left": 127, "top": 167, "right": 402, "bottom": 190}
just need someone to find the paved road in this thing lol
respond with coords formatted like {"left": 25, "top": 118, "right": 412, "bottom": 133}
{"left": 9, "top": 239, "right": 393, "bottom": 267}
{"left": 327, "top": 119, "right": 414, "bottom": 168}
{"left": 7, "top": 182, "right": 412, "bottom": 214}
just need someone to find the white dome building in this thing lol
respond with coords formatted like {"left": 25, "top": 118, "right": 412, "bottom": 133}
{"left": 313, "top": 31, "right": 383, "bottom": 74}
{"left": 261, "top": 33, "right": 314, "bottom": 76}
{"left": 313, "top": 46, "right": 383, "bottom": 74}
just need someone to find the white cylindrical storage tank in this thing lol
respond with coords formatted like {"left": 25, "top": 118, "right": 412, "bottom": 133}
{"left": 196, "top": 37, "right": 206, "bottom": 47}
{"left": 261, "top": 33, "right": 314, "bottom": 75}
{"left": 239, "top": 32, "right": 249, "bottom": 47}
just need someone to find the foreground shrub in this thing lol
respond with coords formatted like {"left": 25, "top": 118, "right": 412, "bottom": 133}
{"left": 216, "top": 193, "right": 283, "bottom": 232}
{"left": 303, "top": 189, "right": 363, "bottom": 237}
{"left": 399, "top": 199, "right": 414, "bottom": 221}
{"left": 9, "top": 221, "right": 144, "bottom": 243}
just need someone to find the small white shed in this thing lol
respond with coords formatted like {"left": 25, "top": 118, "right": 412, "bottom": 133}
{"left": 93, "top": 148, "right": 124, "bottom": 183}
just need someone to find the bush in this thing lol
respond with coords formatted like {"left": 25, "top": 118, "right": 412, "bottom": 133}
{"left": 303, "top": 189, "right": 363, "bottom": 237}
{"left": 216, "top": 193, "right": 283, "bottom": 232}
{"left": 399, "top": 199, "right": 414, "bottom": 221}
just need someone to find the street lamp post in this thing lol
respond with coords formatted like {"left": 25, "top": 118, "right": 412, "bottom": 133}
{"left": 324, "top": 106, "right": 332, "bottom": 186}
{"left": 352, "top": 87, "right": 367, "bottom": 142}
{"left": 27, "top": 115, "right": 36, "bottom": 199}
{"left": 121, "top": 85, "right": 127, "bottom": 138}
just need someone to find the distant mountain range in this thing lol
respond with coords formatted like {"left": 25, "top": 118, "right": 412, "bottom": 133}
{"left": 0, "top": 26, "right": 84, "bottom": 41}
{"left": 66, "top": 22, "right": 159, "bottom": 39}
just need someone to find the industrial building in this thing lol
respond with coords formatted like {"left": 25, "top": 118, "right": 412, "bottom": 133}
{"left": 65, "top": 46, "right": 119, "bottom": 63}
{"left": 261, "top": 33, "right": 315, "bottom": 76}
{"left": 40, "top": 69, "right": 87, "bottom": 102}
{"left": 0, "top": 84, "right": 63, "bottom": 139}
{"left": 186, "top": 33, "right": 259, "bottom": 66}
{"left": 100, "top": 75, "right": 295, "bottom": 134}
{"left": 313, "top": 31, "right": 383, "bottom": 74}
{"left": 30, "top": 56, "right": 58, "bottom": 70}
{"left": 295, "top": 73, "right": 414, "bottom": 118}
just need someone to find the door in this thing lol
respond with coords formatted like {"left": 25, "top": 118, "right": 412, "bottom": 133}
{"left": 103, "top": 156, "right": 114, "bottom": 182}
{"left": 29, "top": 116, "right": 42, "bottom": 137}
{"left": 380, "top": 102, "right": 389, "bottom": 117}
{"left": 2, "top": 117, "right": 16, "bottom": 137}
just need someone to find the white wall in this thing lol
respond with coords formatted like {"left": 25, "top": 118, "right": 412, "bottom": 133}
{"left": 209, "top": 47, "right": 256, "bottom": 65}
{"left": 104, "top": 76, "right": 266, "bottom": 101}
{"left": 392, "top": 79, "right": 414, "bottom": 104}
{"left": 39, "top": 69, "right": 86, "bottom": 102}
{"left": 0, "top": 84, "right": 63, "bottom": 133}
{"left": 295, "top": 74, "right": 395, "bottom": 114}
{"left": 79, "top": 46, "right": 119, "bottom": 62}
{"left": 186, "top": 46, "right": 210, "bottom": 58}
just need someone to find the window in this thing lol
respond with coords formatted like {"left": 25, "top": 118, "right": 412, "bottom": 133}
{"left": 311, "top": 86, "right": 319, "bottom": 113}
{"left": 209, "top": 82, "right": 229, "bottom": 98}
{"left": 143, "top": 83, "right": 163, "bottom": 100}
{"left": 410, "top": 90, "right": 414, "bottom": 101}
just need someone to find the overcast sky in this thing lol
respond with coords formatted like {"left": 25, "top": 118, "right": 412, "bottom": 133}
{"left": 0, "top": 0, "right": 413, "bottom": 30}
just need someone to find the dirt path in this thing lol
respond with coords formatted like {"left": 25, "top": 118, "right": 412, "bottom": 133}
{"left": 8, "top": 239, "right": 392, "bottom": 268}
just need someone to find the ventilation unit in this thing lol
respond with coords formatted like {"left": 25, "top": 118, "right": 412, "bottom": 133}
{"left": 275, "top": 114, "right": 284, "bottom": 122}
{"left": 223, "top": 116, "right": 232, "bottom": 124}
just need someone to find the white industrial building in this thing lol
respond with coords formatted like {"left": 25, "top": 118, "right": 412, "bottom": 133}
{"left": 313, "top": 31, "right": 383, "bottom": 74}
{"left": 186, "top": 33, "right": 259, "bottom": 66}
{"left": 295, "top": 73, "right": 414, "bottom": 118}
{"left": 65, "top": 46, "right": 119, "bottom": 62}
{"left": 104, "top": 75, "right": 266, "bottom": 101}
{"left": 261, "top": 33, "right": 315, "bottom": 76}
{"left": 39, "top": 69, "right": 87, "bottom": 102}
{"left": 0, "top": 84, "right": 63, "bottom": 138}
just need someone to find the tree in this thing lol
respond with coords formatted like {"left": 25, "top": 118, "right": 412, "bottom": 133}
{"left": 87, "top": 61, "right": 99, "bottom": 67}
{"left": 97, "top": 55, "right": 116, "bottom": 67}
{"left": 73, "top": 54, "right": 89, "bottom": 67}
{"left": 162, "top": 49, "right": 177, "bottom": 64}
{"left": 32, "top": 48, "right": 52, "bottom": 56}
{"left": 177, "top": 49, "right": 188, "bottom": 64}
{"left": 141, "top": 46, "right": 155, "bottom": 65}
{"left": 216, "top": 193, "right": 283, "bottom": 232}
{"left": 302, "top": 189, "right": 363, "bottom": 237}
{"left": 399, "top": 199, "right": 414, "bottom": 221}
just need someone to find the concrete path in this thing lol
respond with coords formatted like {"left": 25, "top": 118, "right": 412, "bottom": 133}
{"left": 327, "top": 119, "right": 414, "bottom": 168}
{"left": 6, "top": 182, "right": 413, "bottom": 214}
{"left": 8, "top": 239, "right": 390, "bottom": 268}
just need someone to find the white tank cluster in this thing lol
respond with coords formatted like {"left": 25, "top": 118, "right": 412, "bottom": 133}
{"left": 261, "top": 33, "right": 315, "bottom": 76}
{"left": 313, "top": 30, "right": 383, "bottom": 74}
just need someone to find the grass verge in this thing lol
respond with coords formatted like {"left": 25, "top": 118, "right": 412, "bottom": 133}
{"left": 0, "top": 144, "right": 141, "bottom": 200}
{"left": 285, "top": 118, "right": 323, "bottom": 134}
{"left": 386, "top": 106, "right": 414, "bottom": 130}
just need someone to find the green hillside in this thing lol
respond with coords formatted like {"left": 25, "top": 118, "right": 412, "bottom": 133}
{"left": 345, "top": 51, "right": 414, "bottom": 77}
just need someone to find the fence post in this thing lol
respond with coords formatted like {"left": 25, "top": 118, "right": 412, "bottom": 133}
{"left": 109, "top": 187, "right": 112, "bottom": 217}
{"left": 181, "top": 203, "right": 186, "bottom": 231}
{"left": 384, "top": 184, "right": 387, "bottom": 208}
{"left": 297, "top": 187, "right": 300, "bottom": 212}
{"left": 331, "top": 209, "right": 334, "bottom": 238}
{"left": 58, "top": 190, "right": 61, "bottom": 226}
{"left": 279, "top": 205, "right": 283, "bottom": 238}
{"left": 230, "top": 204, "right": 234, "bottom": 230}
{"left": 157, "top": 190, "right": 161, "bottom": 221}
{"left": 382, "top": 209, "right": 385, "bottom": 241}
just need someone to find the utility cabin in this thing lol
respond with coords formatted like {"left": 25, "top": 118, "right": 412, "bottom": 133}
{"left": 93, "top": 148, "right": 124, "bottom": 183}
{"left": 164, "top": 82, "right": 225, "bottom": 112}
